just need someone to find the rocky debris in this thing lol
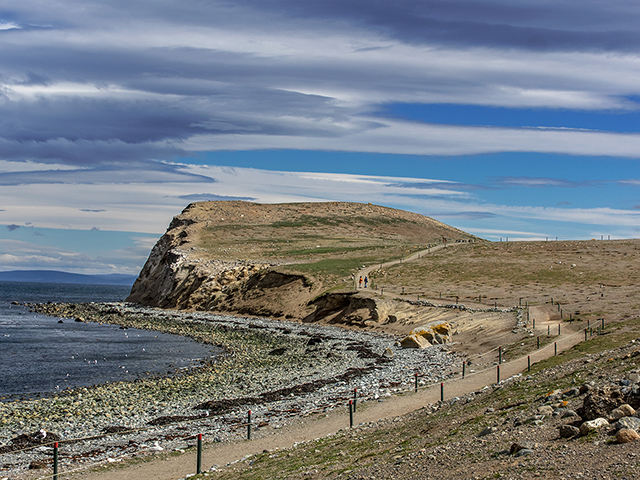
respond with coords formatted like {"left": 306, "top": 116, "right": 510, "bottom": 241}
{"left": 2, "top": 301, "right": 461, "bottom": 477}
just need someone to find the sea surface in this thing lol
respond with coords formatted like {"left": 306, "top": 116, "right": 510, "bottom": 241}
{"left": 0, "top": 281, "right": 220, "bottom": 400}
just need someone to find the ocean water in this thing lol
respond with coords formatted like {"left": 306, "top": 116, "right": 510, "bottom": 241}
{"left": 0, "top": 281, "right": 220, "bottom": 400}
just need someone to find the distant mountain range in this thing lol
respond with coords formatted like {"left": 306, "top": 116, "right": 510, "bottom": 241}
{"left": 0, "top": 270, "right": 138, "bottom": 286}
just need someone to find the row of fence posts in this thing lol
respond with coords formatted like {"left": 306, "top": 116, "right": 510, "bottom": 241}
{"left": 50, "top": 315, "right": 608, "bottom": 478}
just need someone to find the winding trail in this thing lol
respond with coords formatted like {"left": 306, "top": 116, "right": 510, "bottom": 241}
{"left": 61, "top": 325, "right": 583, "bottom": 480}
{"left": 354, "top": 242, "right": 451, "bottom": 291}
{"left": 57, "top": 244, "right": 585, "bottom": 480}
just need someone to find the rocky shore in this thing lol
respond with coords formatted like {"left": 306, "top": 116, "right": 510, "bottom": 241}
{"left": 0, "top": 303, "right": 461, "bottom": 478}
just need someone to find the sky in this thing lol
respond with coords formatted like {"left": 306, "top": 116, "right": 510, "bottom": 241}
{"left": 1, "top": 0, "right": 639, "bottom": 275}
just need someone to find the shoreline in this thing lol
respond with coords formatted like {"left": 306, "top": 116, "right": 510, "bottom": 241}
{"left": 0, "top": 302, "right": 461, "bottom": 478}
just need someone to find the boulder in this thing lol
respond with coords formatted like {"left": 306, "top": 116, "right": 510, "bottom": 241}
{"left": 410, "top": 323, "right": 451, "bottom": 345}
{"left": 561, "top": 410, "right": 580, "bottom": 419}
{"left": 616, "top": 428, "right": 640, "bottom": 444}
{"left": 400, "top": 334, "right": 431, "bottom": 349}
{"left": 579, "top": 418, "right": 609, "bottom": 435}
{"left": 615, "top": 416, "right": 640, "bottom": 432}
{"left": 478, "top": 426, "right": 497, "bottom": 437}
{"left": 610, "top": 404, "right": 635, "bottom": 420}
{"left": 510, "top": 442, "right": 537, "bottom": 455}
{"left": 562, "top": 387, "right": 580, "bottom": 398}
{"left": 537, "top": 406, "right": 554, "bottom": 415}
{"left": 579, "top": 387, "right": 624, "bottom": 420}
{"left": 559, "top": 425, "right": 580, "bottom": 438}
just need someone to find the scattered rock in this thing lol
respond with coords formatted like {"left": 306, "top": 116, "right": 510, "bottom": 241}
{"left": 561, "top": 410, "right": 579, "bottom": 419}
{"left": 614, "top": 416, "right": 640, "bottom": 432}
{"left": 400, "top": 334, "right": 431, "bottom": 349}
{"left": 609, "top": 404, "right": 635, "bottom": 420}
{"left": 268, "top": 347, "right": 287, "bottom": 356}
{"left": 579, "top": 418, "right": 609, "bottom": 435}
{"left": 28, "top": 461, "right": 47, "bottom": 470}
{"left": 537, "top": 406, "right": 554, "bottom": 415}
{"left": 559, "top": 425, "right": 580, "bottom": 438}
{"left": 478, "top": 426, "right": 497, "bottom": 436}
{"left": 514, "top": 448, "right": 533, "bottom": 457}
{"left": 510, "top": 442, "right": 537, "bottom": 455}
{"left": 616, "top": 428, "right": 640, "bottom": 444}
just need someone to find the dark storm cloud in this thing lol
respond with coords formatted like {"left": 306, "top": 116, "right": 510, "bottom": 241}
{"left": 174, "top": 193, "right": 256, "bottom": 202}
{"left": 0, "top": 162, "right": 217, "bottom": 185}
{"left": 244, "top": 0, "right": 640, "bottom": 52}
{"left": 2, "top": 0, "right": 640, "bottom": 169}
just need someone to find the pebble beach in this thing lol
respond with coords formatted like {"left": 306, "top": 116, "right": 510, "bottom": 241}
{"left": 0, "top": 303, "right": 461, "bottom": 478}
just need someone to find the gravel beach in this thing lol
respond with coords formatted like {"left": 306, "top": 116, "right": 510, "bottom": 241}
{"left": 0, "top": 303, "right": 461, "bottom": 478}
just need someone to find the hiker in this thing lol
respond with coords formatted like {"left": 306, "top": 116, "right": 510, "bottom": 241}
{"left": 364, "top": 276, "right": 368, "bottom": 288}
{"left": 359, "top": 276, "right": 363, "bottom": 288}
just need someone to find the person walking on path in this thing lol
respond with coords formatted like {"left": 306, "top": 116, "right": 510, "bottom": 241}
{"left": 364, "top": 276, "right": 368, "bottom": 288}
{"left": 358, "top": 276, "right": 363, "bottom": 288}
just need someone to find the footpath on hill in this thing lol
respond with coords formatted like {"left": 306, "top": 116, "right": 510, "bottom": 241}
{"left": 58, "top": 302, "right": 583, "bottom": 480}
{"left": 354, "top": 243, "right": 450, "bottom": 291}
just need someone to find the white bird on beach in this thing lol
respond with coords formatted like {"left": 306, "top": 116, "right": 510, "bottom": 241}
{"left": 149, "top": 441, "right": 163, "bottom": 451}
{"left": 34, "top": 429, "right": 47, "bottom": 441}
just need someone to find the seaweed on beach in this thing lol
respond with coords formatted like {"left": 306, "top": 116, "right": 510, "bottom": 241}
{"left": 147, "top": 413, "right": 210, "bottom": 426}
{"left": 0, "top": 430, "right": 62, "bottom": 454}
{"left": 194, "top": 366, "right": 377, "bottom": 415}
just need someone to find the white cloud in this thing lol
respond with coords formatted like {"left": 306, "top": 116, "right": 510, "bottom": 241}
{"left": 183, "top": 120, "right": 640, "bottom": 158}
{"left": 0, "top": 22, "right": 20, "bottom": 31}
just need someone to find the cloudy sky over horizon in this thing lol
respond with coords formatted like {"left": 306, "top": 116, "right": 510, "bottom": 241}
{"left": 1, "top": 0, "right": 639, "bottom": 275}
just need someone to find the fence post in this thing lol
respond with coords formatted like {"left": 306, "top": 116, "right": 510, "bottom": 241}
{"left": 414, "top": 373, "right": 418, "bottom": 393}
{"left": 537, "top": 336, "right": 540, "bottom": 349}
{"left": 197, "top": 434, "right": 202, "bottom": 474}
{"left": 498, "top": 346, "right": 502, "bottom": 364}
{"left": 462, "top": 362, "right": 466, "bottom": 378}
{"left": 527, "top": 355, "right": 531, "bottom": 372}
{"left": 585, "top": 328, "right": 588, "bottom": 341}
{"left": 440, "top": 382, "right": 444, "bottom": 402}
{"left": 53, "top": 442, "right": 58, "bottom": 480}
{"left": 554, "top": 342, "right": 557, "bottom": 356}
{"left": 247, "top": 410, "right": 252, "bottom": 440}
{"left": 497, "top": 365, "right": 500, "bottom": 383}
{"left": 349, "top": 400, "right": 354, "bottom": 428}
{"left": 558, "top": 324, "right": 561, "bottom": 335}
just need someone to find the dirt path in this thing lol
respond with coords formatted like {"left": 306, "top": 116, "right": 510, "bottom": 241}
{"left": 58, "top": 324, "right": 584, "bottom": 480}
{"left": 354, "top": 243, "right": 450, "bottom": 291}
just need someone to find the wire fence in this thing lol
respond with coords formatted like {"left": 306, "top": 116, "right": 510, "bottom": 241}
{"left": 6, "top": 319, "right": 597, "bottom": 480}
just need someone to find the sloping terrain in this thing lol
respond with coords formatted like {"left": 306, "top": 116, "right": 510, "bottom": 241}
{"left": 126, "top": 201, "right": 477, "bottom": 325}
